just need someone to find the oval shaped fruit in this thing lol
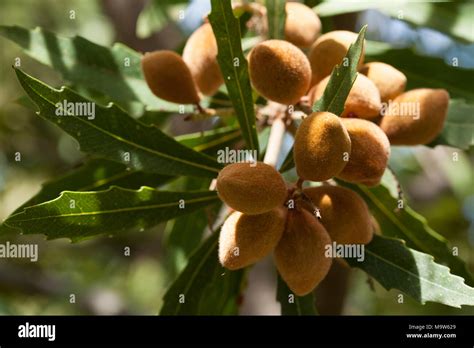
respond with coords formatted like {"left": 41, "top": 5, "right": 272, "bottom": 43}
{"left": 360, "top": 62, "right": 407, "bottom": 102}
{"left": 182, "top": 23, "right": 223, "bottom": 96}
{"left": 141, "top": 50, "right": 200, "bottom": 104}
{"left": 337, "top": 118, "right": 390, "bottom": 186}
{"left": 249, "top": 40, "right": 311, "bottom": 105}
{"left": 309, "top": 74, "right": 382, "bottom": 119}
{"left": 303, "top": 185, "right": 373, "bottom": 245}
{"left": 216, "top": 161, "right": 288, "bottom": 215}
{"left": 308, "top": 30, "right": 365, "bottom": 86}
{"left": 380, "top": 88, "right": 450, "bottom": 145}
{"left": 274, "top": 208, "right": 332, "bottom": 296}
{"left": 294, "top": 112, "right": 351, "bottom": 182}
{"left": 284, "top": 2, "right": 321, "bottom": 48}
{"left": 219, "top": 208, "right": 287, "bottom": 270}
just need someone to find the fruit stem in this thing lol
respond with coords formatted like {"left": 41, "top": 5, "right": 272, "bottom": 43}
{"left": 263, "top": 115, "right": 286, "bottom": 168}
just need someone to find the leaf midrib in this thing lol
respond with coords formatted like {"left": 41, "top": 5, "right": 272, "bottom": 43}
{"left": 21, "top": 71, "right": 220, "bottom": 174}
{"left": 10, "top": 195, "right": 217, "bottom": 222}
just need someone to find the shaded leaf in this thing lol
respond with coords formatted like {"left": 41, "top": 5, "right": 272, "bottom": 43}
{"left": 3, "top": 187, "right": 219, "bottom": 242}
{"left": 315, "top": 0, "right": 474, "bottom": 43}
{"left": 277, "top": 275, "right": 318, "bottom": 315}
{"left": 428, "top": 99, "right": 474, "bottom": 150}
{"left": 266, "top": 0, "right": 287, "bottom": 40}
{"left": 15, "top": 68, "right": 222, "bottom": 177}
{"left": 160, "top": 232, "right": 245, "bottom": 315}
{"left": 176, "top": 125, "right": 241, "bottom": 155}
{"left": 0, "top": 25, "right": 182, "bottom": 111}
{"left": 347, "top": 235, "right": 474, "bottom": 308}
{"left": 365, "top": 41, "right": 474, "bottom": 103}
{"left": 338, "top": 180, "right": 474, "bottom": 286}
{"left": 209, "top": 0, "right": 259, "bottom": 155}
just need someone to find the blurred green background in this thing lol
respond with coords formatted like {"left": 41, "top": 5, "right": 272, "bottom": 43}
{"left": 0, "top": 0, "right": 473, "bottom": 315}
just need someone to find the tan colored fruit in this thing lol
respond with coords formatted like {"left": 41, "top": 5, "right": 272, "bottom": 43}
{"left": 274, "top": 208, "right": 332, "bottom": 296}
{"left": 337, "top": 118, "right": 390, "bottom": 186}
{"left": 308, "top": 30, "right": 365, "bottom": 86}
{"left": 141, "top": 50, "right": 200, "bottom": 104}
{"left": 219, "top": 208, "right": 287, "bottom": 270}
{"left": 303, "top": 185, "right": 373, "bottom": 245}
{"left": 294, "top": 112, "right": 351, "bottom": 182}
{"left": 309, "top": 74, "right": 382, "bottom": 119}
{"left": 284, "top": 2, "right": 321, "bottom": 48}
{"left": 360, "top": 62, "right": 407, "bottom": 102}
{"left": 249, "top": 40, "right": 311, "bottom": 105}
{"left": 182, "top": 23, "right": 223, "bottom": 96}
{"left": 216, "top": 161, "right": 288, "bottom": 215}
{"left": 380, "top": 88, "right": 450, "bottom": 145}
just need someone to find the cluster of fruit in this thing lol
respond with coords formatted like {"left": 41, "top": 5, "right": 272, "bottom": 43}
{"left": 140, "top": 2, "right": 450, "bottom": 296}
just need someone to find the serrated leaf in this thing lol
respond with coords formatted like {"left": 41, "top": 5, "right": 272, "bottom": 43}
{"left": 315, "top": 1, "right": 474, "bottom": 43}
{"left": 266, "top": 0, "right": 287, "bottom": 40}
{"left": 312, "top": 25, "right": 367, "bottom": 114}
{"left": 347, "top": 235, "right": 474, "bottom": 308}
{"left": 0, "top": 26, "right": 181, "bottom": 111}
{"left": 209, "top": 0, "right": 259, "bottom": 155}
{"left": 3, "top": 187, "right": 219, "bottom": 242}
{"left": 15, "top": 68, "right": 222, "bottom": 177}
{"left": 277, "top": 275, "right": 318, "bottom": 315}
{"left": 160, "top": 232, "right": 244, "bottom": 315}
{"left": 338, "top": 181, "right": 474, "bottom": 286}
{"left": 429, "top": 99, "right": 474, "bottom": 150}
{"left": 365, "top": 41, "right": 474, "bottom": 103}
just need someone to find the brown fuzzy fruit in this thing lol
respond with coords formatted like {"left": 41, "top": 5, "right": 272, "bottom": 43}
{"left": 141, "top": 50, "right": 200, "bottom": 104}
{"left": 308, "top": 30, "right": 365, "bottom": 86}
{"left": 216, "top": 162, "right": 288, "bottom": 215}
{"left": 249, "top": 40, "right": 311, "bottom": 105}
{"left": 303, "top": 185, "right": 373, "bottom": 245}
{"left": 360, "top": 62, "right": 407, "bottom": 102}
{"left": 337, "top": 118, "right": 390, "bottom": 187}
{"left": 219, "top": 208, "right": 287, "bottom": 270}
{"left": 274, "top": 208, "right": 332, "bottom": 296}
{"left": 380, "top": 89, "right": 450, "bottom": 145}
{"left": 309, "top": 74, "right": 382, "bottom": 119}
{"left": 284, "top": 2, "right": 321, "bottom": 48}
{"left": 294, "top": 112, "right": 351, "bottom": 182}
{"left": 182, "top": 23, "right": 223, "bottom": 96}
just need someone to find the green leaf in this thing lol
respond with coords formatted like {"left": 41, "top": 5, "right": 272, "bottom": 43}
{"left": 312, "top": 25, "right": 367, "bottom": 114}
{"left": 365, "top": 41, "right": 474, "bottom": 103}
{"left": 15, "top": 68, "right": 222, "bottom": 177}
{"left": 347, "top": 235, "right": 474, "bottom": 308}
{"left": 3, "top": 187, "right": 219, "bottom": 242}
{"left": 209, "top": 0, "right": 259, "bottom": 155}
{"left": 280, "top": 26, "right": 366, "bottom": 173}
{"left": 136, "top": 0, "right": 187, "bottom": 38}
{"left": 315, "top": 1, "right": 474, "bottom": 43}
{"left": 429, "top": 99, "right": 474, "bottom": 150}
{"left": 176, "top": 126, "right": 241, "bottom": 155}
{"left": 338, "top": 181, "right": 474, "bottom": 286}
{"left": 0, "top": 26, "right": 181, "bottom": 111}
{"left": 11, "top": 158, "right": 173, "bottom": 217}
{"left": 164, "top": 178, "right": 218, "bottom": 278}
{"left": 266, "top": 0, "right": 287, "bottom": 40}
{"left": 277, "top": 275, "right": 318, "bottom": 315}
{"left": 160, "top": 232, "right": 245, "bottom": 315}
